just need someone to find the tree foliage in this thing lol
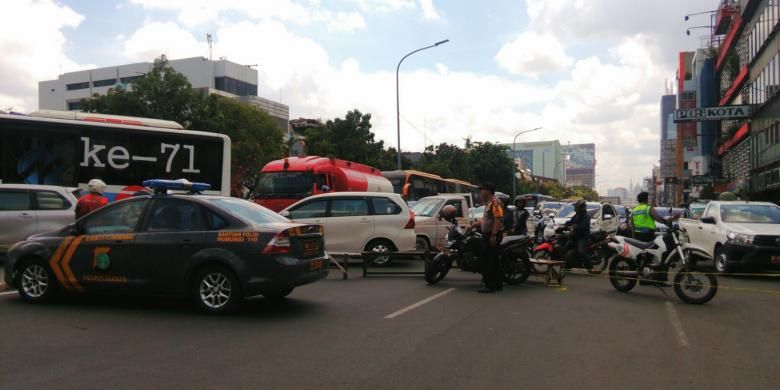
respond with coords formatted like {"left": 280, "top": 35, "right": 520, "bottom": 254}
{"left": 80, "top": 56, "right": 283, "bottom": 195}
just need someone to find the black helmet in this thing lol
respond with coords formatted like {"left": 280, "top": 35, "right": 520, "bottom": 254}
{"left": 514, "top": 196, "right": 527, "bottom": 207}
{"left": 574, "top": 199, "right": 586, "bottom": 210}
{"left": 637, "top": 191, "right": 649, "bottom": 203}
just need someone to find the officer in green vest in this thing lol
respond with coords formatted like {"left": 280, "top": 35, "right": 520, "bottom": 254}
{"left": 631, "top": 192, "right": 663, "bottom": 242}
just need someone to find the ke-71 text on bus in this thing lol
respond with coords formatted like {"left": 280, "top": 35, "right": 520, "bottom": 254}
{"left": 0, "top": 110, "right": 231, "bottom": 200}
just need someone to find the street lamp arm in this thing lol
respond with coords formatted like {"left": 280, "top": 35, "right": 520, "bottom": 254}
{"left": 396, "top": 39, "right": 450, "bottom": 170}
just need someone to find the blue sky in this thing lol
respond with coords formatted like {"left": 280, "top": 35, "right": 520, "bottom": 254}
{"left": 1, "top": 0, "right": 716, "bottom": 190}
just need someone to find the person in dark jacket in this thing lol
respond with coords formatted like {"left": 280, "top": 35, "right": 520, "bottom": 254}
{"left": 566, "top": 200, "right": 591, "bottom": 269}
{"left": 512, "top": 196, "right": 529, "bottom": 236}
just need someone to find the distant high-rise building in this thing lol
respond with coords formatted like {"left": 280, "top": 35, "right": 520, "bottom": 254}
{"left": 503, "top": 140, "right": 566, "bottom": 184}
{"left": 562, "top": 143, "right": 596, "bottom": 189}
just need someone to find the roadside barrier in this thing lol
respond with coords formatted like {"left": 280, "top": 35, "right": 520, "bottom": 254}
{"left": 361, "top": 251, "right": 436, "bottom": 277}
{"left": 327, "top": 253, "right": 355, "bottom": 280}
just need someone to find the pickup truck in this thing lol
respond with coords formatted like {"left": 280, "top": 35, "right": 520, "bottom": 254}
{"left": 679, "top": 201, "right": 780, "bottom": 272}
{"left": 411, "top": 194, "right": 475, "bottom": 252}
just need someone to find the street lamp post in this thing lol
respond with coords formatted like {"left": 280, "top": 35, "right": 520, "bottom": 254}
{"left": 396, "top": 39, "right": 450, "bottom": 170}
{"left": 511, "top": 127, "right": 542, "bottom": 199}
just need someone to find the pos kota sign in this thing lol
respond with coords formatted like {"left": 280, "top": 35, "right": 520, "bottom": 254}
{"left": 674, "top": 105, "right": 751, "bottom": 122}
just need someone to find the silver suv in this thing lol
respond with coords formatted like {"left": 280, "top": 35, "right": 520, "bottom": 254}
{"left": 0, "top": 184, "right": 79, "bottom": 254}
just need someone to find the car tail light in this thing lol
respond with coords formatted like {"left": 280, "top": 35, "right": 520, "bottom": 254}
{"left": 404, "top": 210, "right": 415, "bottom": 229}
{"left": 263, "top": 230, "right": 291, "bottom": 254}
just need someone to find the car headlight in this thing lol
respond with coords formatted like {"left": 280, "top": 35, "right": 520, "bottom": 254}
{"left": 727, "top": 232, "right": 754, "bottom": 245}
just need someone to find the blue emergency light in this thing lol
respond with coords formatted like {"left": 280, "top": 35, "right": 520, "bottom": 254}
{"left": 142, "top": 179, "right": 211, "bottom": 194}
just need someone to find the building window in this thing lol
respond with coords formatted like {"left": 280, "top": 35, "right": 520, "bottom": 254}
{"left": 67, "top": 101, "right": 81, "bottom": 110}
{"left": 92, "top": 78, "right": 117, "bottom": 87}
{"left": 120, "top": 76, "right": 142, "bottom": 84}
{"left": 214, "top": 76, "right": 257, "bottom": 96}
{"left": 66, "top": 82, "right": 89, "bottom": 91}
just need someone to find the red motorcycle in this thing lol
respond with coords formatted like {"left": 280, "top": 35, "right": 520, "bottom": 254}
{"left": 533, "top": 226, "right": 611, "bottom": 274}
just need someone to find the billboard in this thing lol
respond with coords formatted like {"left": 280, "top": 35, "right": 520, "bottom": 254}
{"left": 512, "top": 149, "right": 533, "bottom": 171}
{"left": 563, "top": 143, "right": 595, "bottom": 168}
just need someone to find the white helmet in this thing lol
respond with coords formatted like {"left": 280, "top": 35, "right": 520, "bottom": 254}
{"left": 87, "top": 179, "right": 107, "bottom": 194}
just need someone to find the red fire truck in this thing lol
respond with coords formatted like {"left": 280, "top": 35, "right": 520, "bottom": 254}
{"left": 253, "top": 156, "right": 393, "bottom": 211}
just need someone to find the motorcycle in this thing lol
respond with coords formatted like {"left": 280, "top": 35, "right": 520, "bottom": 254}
{"left": 533, "top": 226, "right": 611, "bottom": 274}
{"left": 425, "top": 219, "right": 532, "bottom": 285}
{"left": 607, "top": 218, "right": 718, "bottom": 304}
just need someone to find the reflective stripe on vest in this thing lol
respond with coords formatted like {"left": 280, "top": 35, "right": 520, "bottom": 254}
{"left": 632, "top": 204, "right": 656, "bottom": 230}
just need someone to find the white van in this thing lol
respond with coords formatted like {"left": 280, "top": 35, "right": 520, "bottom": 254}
{"left": 280, "top": 192, "right": 416, "bottom": 264}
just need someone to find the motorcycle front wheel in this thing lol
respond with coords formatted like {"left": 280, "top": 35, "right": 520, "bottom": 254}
{"left": 608, "top": 255, "right": 637, "bottom": 292}
{"left": 502, "top": 255, "right": 531, "bottom": 285}
{"left": 673, "top": 270, "right": 718, "bottom": 304}
{"left": 425, "top": 254, "right": 453, "bottom": 284}
{"left": 532, "top": 250, "right": 551, "bottom": 274}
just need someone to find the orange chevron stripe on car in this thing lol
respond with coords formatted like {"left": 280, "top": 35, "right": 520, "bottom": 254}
{"left": 60, "top": 236, "right": 85, "bottom": 292}
{"left": 48, "top": 236, "right": 74, "bottom": 290}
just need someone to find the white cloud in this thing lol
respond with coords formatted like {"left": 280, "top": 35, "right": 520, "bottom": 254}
{"left": 351, "top": 0, "right": 415, "bottom": 13}
{"left": 495, "top": 31, "right": 573, "bottom": 78}
{"left": 122, "top": 22, "right": 205, "bottom": 61}
{"left": 326, "top": 11, "right": 366, "bottom": 32}
{"left": 418, "top": 0, "right": 441, "bottom": 21}
{"left": 0, "top": 0, "right": 90, "bottom": 112}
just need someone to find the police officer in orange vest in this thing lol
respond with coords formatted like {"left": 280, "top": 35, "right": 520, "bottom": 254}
{"left": 75, "top": 179, "right": 109, "bottom": 219}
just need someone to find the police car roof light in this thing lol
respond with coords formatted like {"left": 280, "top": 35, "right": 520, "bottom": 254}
{"left": 142, "top": 179, "right": 211, "bottom": 194}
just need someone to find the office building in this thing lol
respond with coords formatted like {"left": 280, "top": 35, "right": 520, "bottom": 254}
{"left": 562, "top": 143, "right": 596, "bottom": 188}
{"left": 38, "top": 56, "right": 290, "bottom": 133}
{"left": 505, "top": 140, "right": 567, "bottom": 184}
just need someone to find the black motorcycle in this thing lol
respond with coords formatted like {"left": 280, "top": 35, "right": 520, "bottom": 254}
{"left": 533, "top": 226, "right": 611, "bottom": 274}
{"left": 425, "top": 219, "right": 532, "bottom": 285}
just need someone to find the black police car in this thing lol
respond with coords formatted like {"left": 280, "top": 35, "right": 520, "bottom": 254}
{"left": 3, "top": 180, "right": 328, "bottom": 314}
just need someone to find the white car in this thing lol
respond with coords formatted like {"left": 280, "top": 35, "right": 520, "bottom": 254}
{"left": 280, "top": 192, "right": 416, "bottom": 264}
{"left": 0, "top": 184, "right": 80, "bottom": 254}
{"left": 545, "top": 202, "right": 619, "bottom": 237}
{"left": 680, "top": 201, "right": 780, "bottom": 272}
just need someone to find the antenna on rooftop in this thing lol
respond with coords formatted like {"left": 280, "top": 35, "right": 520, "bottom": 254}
{"left": 206, "top": 33, "right": 213, "bottom": 61}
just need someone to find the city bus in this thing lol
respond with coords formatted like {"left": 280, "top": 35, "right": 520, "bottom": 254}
{"left": 381, "top": 170, "right": 479, "bottom": 203}
{"left": 253, "top": 156, "right": 393, "bottom": 211}
{"left": 0, "top": 110, "right": 231, "bottom": 199}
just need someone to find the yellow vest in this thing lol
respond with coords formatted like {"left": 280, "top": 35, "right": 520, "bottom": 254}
{"left": 632, "top": 204, "right": 656, "bottom": 230}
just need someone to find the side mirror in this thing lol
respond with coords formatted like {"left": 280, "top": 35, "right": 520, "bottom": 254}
{"left": 701, "top": 216, "right": 716, "bottom": 224}
{"left": 279, "top": 210, "right": 291, "bottom": 218}
{"left": 603, "top": 214, "right": 614, "bottom": 221}
{"left": 547, "top": 212, "right": 556, "bottom": 218}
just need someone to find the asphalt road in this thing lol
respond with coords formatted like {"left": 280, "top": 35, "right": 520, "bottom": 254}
{"left": 1, "top": 263, "right": 779, "bottom": 389}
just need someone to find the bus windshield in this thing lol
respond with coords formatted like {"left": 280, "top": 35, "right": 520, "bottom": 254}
{"left": 254, "top": 171, "right": 313, "bottom": 198}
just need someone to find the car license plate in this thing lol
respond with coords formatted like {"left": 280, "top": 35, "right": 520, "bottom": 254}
{"left": 310, "top": 259, "right": 324, "bottom": 271}
{"left": 772, "top": 256, "right": 780, "bottom": 264}
{"left": 302, "top": 238, "right": 321, "bottom": 257}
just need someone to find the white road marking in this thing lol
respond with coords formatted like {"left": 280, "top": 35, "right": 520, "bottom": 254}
{"left": 0, "top": 290, "right": 17, "bottom": 296}
{"left": 385, "top": 288, "right": 456, "bottom": 319}
{"left": 665, "top": 301, "right": 690, "bottom": 347}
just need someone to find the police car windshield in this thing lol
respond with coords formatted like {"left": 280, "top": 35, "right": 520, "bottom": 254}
{"left": 210, "top": 198, "right": 290, "bottom": 224}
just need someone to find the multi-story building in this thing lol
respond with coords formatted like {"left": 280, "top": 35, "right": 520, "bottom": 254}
{"left": 711, "top": 0, "right": 779, "bottom": 200}
{"left": 504, "top": 140, "right": 567, "bottom": 184}
{"left": 659, "top": 94, "right": 677, "bottom": 205}
{"left": 38, "top": 56, "right": 290, "bottom": 133}
{"left": 562, "top": 143, "right": 596, "bottom": 188}
{"left": 607, "top": 187, "right": 630, "bottom": 202}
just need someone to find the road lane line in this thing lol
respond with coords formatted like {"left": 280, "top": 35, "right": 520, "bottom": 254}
{"left": 0, "top": 290, "right": 17, "bottom": 296}
{"left": 665, "top": 302, "right": 689, "bottom": 347}
{"left": 385, "top": 288, "right": 456, "bottom": 319}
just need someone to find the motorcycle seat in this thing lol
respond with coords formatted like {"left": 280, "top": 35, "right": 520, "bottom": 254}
{"left": 623, "top": 237, "right": 656, "bottom": 250}
{"left": 500, "top": 235, "right": 528, "bottom": 247}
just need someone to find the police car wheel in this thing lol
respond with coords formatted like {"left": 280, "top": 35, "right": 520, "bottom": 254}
{"left": 16, "top": 259, "right": 57, "bottom": 304}
{"left": 192, "top": 266, "right": 242, "bottom": 314}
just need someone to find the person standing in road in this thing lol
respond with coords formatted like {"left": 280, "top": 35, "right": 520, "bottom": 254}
{"left": 511, "top": 196, "right": 530, "bottom": 236}
{"left": 75, "top": 179, "right": 109, "bottom": 219}
{"left": 566, "top": 200, "right": 591, "bottom": 269}
{"left": 477, "top": 183, "right": 504, "bottom": 293}
{"left": 631, "top": 192, "right": 662, "bottom": 242}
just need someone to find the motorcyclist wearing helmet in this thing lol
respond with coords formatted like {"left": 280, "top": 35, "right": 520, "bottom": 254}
{"left": 631, "top": 192, "right": 665, "bottom": 242}
{"left": 565, "top": 199, "right": 592, "bottom": 269}
{"left": 511, "top": 196, "right": 529, "bottom": 236}
{"left": 75, "top": 179, "right": 109, "bottom": 219}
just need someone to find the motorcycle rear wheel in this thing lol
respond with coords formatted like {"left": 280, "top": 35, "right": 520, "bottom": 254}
{"left": 673, "top": 270, "right": 718, "bottom": 304}
{"left": 608, "top": 255, "right": 637, "bottom": 292}
{"left": 502, "top": 256, "right": 531, "bottom": 285}
{"left": 425, "top": 255, "right": 452, "bottom": 285}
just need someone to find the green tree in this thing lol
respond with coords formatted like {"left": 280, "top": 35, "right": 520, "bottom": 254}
{"left": 80, "top": 56, "right": 283, "bottom": 196}
{"left": 413, "top": 143, "right": 471, "bottom": 179}
{"left": 464, "top": 142, "right": 514, "bottom": 193}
